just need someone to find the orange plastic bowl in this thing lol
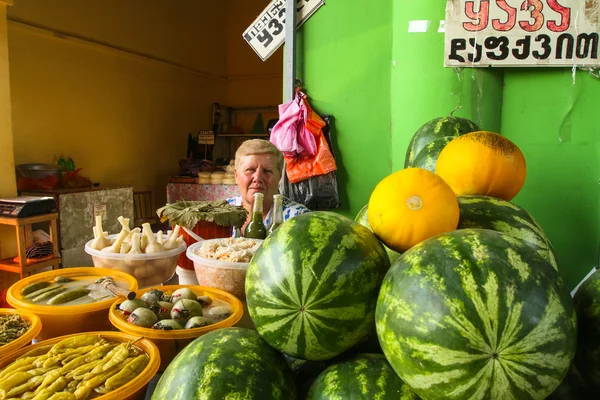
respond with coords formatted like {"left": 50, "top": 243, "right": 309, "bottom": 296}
{"left": 0, "top": 308, "right": 42, "bottom": 355}
{"left": 109, "top": 284, "right": 243, "bottom": 370}
{"left": 0, "top": 331, "right": 160, "bottom": 400}
{"left": 7, "top": 267, "right": 138, "bottom": 340}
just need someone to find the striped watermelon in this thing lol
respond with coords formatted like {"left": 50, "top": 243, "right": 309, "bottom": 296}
{"left": 246, "top": 211, "right": 391, "bottom": 361}
{"left": 355, "top": 204, "right": 402, "bottom": 265}
{"left": 376, "top": 228, "right": 576, "bottom": 400}
{"left": 405, "top": 113, "right": 480, "bottom": 170}
{"left": 546, "top": 363, "right": 590, "bottom": 399}
{"left": 306, "top": 354, "right": 419, "bottom": 400}
{"left": 573, "top": 269, "right": 600, "bottom": 390}
{"left": 457, "top": 195, "right": 558, "bottom": 270}
{"left": 151, "top": 327, "right": 297, "bottom": 399}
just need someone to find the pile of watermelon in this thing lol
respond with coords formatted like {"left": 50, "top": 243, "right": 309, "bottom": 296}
{"left": 153, "top": 111, "right": 600, "bottom": 400}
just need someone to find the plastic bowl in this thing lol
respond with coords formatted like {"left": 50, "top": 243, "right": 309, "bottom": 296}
{"left": 0, "top": 308, "right": 42, "bottom": 355}
{"left": 109, "top": 284, "right": 243, "bottom": 370}
{"left": 85, "top": 234, "right": 187, "bottom": 288}
{"left": 0, "top": 331, "right": 160, "bottom": 400}
{"left": 7, "top": 267, "right": 138, "bottom": 340}
{"left": 186, "top": 239, "right": 263, "bottom": 299}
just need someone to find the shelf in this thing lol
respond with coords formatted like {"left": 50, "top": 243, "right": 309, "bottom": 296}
{"left": 0, "top": 212, "right": 58, "bottom": 227}
{"left": 0, "top": 256, "right": 61, "bottom": 275}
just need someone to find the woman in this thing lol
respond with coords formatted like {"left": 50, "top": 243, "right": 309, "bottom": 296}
{"left": 227, "top": 139, "right": 310, "bottom": 234}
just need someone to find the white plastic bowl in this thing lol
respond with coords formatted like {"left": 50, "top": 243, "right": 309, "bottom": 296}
{"left": 186, "top": 239, "right": 262, "bottom": 299}
{"left": 85, "top": 234, "right": 187, "bottom": 288}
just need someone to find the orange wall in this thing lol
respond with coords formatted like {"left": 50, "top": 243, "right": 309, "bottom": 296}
{"left": 225, "top": 0, "right": 283, "bottom": 107}
{"left": 5, "top": 1, "right": 282, "bottom": 208}
{"left": 6, "top": 1, "right": 230, "bottom": 208}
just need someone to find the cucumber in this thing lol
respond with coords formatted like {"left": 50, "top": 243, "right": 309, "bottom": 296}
{"left": 26, "top": 285, "right": 61, "bottom": 299}
{"left": 21, "top": 281, "right": 52, "bottom": 296}
{"left": 47, "top": 288, "right": 91, "bottom": 305}
{"left": 31, "top": 287, "right": 66, "bottom": 303}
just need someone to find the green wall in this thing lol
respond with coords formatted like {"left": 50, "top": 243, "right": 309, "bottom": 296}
{"left": 503, "top": 69, "right": 600, "bottom": 289}
{"left": 298, "top": 0, "right": 393, "bottom": 218}
{"left": 298, "top": 1, "right": 599, "bottom": 288}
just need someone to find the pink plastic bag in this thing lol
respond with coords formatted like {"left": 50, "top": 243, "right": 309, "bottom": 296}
{"left": 270, "top": 94, "right": 317, "bottom": 157}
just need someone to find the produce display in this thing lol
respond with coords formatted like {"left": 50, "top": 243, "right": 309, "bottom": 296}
{"left": 573, "top": 269, "right": 600, "bottom": 390}
{"left": 85, "top": 216, "right": 187, "bottom": 287}
{"left": 404, "top": 108, "right": 480, "bottom": 171}
{"left": 0, "top": 334, "right": 149, "bottom": 399}
{"left": 6, "top": 109, "right": 596, "bottom": 399}
{"left": 368, "top": 167, "right": 460, "bottom": 253}
{"left": 0, "top": 314, "right": 30, "bottom": 347}
{"left": 436, "top": 131, "right": 527, "bottom": 201}
{"left": 457, "top": 195, "right": 558, "bottom": 270}
{"left": 306, "top": 354, "right": 418, "bottom": 400}
{"left": 376, "top": 229, "right": 576, "bottom": 399}
{"left": 19, "top": 276, "right": 129, "bottom": 306}
{"left": 115, "top": 287, "right": 232, "bottom": 330}
{"left": 152, "top": 328, "right": 297, "bottom": 400}
{"left": 245, "top": 212, "right": 391, "bottom": 361}
{"left": 187, "top": 238, "right": 263, "bottom": 299}
{"left": 354, "top": 204, "right": 401, "bottom": 265}
{"left": 195, "top": 237, "right": 262, "bottom": 263}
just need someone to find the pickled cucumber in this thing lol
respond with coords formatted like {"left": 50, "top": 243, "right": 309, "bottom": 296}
{"left": 20, "top": 281, "right": 51, "bottom": 296}
{"left": 47, "top": 288, "right": 91, "bottom": 305}
{"left": 31, "top": 287, "right": 66, "bottom": 303}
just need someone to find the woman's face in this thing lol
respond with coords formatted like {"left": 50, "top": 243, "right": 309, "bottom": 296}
{"left": 235, "top": 153, "right": 281, "bottom": 207}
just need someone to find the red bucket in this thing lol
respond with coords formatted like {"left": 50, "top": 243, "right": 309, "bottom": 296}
{"left": 178, "top": 221, "right": 232, "bottom": 270}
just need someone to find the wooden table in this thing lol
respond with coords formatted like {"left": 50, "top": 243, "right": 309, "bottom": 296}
{"left": 0, "top": 213, "right": 61, "bottom": 279}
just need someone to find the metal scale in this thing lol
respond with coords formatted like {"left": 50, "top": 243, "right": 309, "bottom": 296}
{"left": 0, "top": 196, "right": 56, "bottom": 218}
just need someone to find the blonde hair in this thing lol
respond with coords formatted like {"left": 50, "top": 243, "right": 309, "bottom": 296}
{"left": 235, "top": 139, "right": 284, "bottom": 173}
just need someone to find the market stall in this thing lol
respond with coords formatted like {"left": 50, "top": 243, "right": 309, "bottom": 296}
{"left": 1, "top": 0, "right": 600, "bottom": 399}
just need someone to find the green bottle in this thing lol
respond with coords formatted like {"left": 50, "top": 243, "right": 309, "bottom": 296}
{"left": 267, "top": 194, "right": 283, "bottom": 235}
{"left": 244, "top": 192, "right": 267, "bottom": 239}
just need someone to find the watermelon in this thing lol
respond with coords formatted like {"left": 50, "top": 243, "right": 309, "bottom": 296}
{"left": 151, "top": 327, "right": 297, "bottom": 399}
{"left": 546, "top": 363, "right": 590, "bottom": 399}
{"left": 457, "top": 195, "right": 558, "bottom": 270}
{"left": 306, "top": 354, "right": 419, "bottom": 400}
{"left": 573, "top": 269, "right": 600, "bottom": 390}
{"left": 376, "top": 228, "right": 576, "bottom": 400}
{"left": 355, "top": 204, "right": 402, "bottom": 265}
{"left": 404, "top": 113, "right": 480, "bottom": 169}
{"left": 246, "top": 211, "right": 391, "bottom": 361}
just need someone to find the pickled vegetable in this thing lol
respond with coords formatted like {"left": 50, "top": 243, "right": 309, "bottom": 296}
{"left": 127, "top": 308, "right": 158, "bottom": 328}
{"left": 0, "top": 334, "right": 150, "bottom": 400}
{"left": 153, "top": 319, "right": 183, "bottom": 330}
{"left": 171, "top": 299, "right": 203, "bottom": 325}
{"left": 0, "top": 314, "right": 31, "bottom": 346}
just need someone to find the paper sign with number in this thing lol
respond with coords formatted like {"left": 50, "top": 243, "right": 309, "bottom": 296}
{"left": 243, "top": 0, "right": 325, "bottom": 61}
{"left": 198, "top": 131, "right": 215, "bottom": 145}
{"left": 445, "top": 0, "right": 600, "bottom": 67}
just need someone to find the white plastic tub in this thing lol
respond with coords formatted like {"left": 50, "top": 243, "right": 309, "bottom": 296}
{"left": 176, "top": 265, "right": 199, "bottom": 285}
{"left": 186, "top": 239, "right": 262, "bottom": 299}
{"left": 85, "top": 234, "right": 187, "bottom": 288}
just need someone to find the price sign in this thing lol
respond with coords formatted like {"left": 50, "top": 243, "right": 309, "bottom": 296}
{"left": 243, "top": 0, "right": 325, "bottom": 61}
{"left": 198, "top": 131, "right": 215, "bottom": 145}
{"left": 445, "top": 0, "right": 600, "bottom": 67}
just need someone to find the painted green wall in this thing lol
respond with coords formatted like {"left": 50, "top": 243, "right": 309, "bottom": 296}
{"left": 503, "top": 69, "right": 600, "bottom": 289}
{"left": 299, "top": 1, "right": 599, "bottom": 288}
{"left": 298, "top": 0, "right": 393, "bottom": 218}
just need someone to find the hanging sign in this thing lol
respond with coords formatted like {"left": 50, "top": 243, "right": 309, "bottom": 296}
{"left": 444, "top": 0, "right": 600, "bottom": 67}
{"left": 198, "top": 131, "right": 215, "bottom": 145}
{"left": 243, "top": 0, "right": 325, "bottom": 61}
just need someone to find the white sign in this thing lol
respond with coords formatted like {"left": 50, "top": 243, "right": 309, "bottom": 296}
{"left": 444, "top": 0, "right": 600, "bottom": 67}
{"left": 243, "top": 0, "right": 325, "bottom": 61}
{"left": 198, "top": 131, "right": 215, "bottom": 145}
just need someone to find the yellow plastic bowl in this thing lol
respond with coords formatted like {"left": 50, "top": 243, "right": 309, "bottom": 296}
{"left": 0, "top": 331, "right": 160, "bottom": 400}
{"left": 7, "top": 267, "right": 138, "bottom": 340}
{"left": 0, "top": 308, "right": 42, "bottom": 355}
{"left": 109, "top": 284, "right": 243, "bottom": 370}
